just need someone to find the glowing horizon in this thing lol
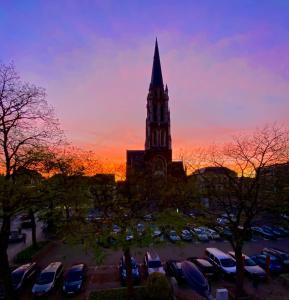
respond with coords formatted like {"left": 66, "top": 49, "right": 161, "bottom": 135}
{"left": 1, "top": 1, "right": 289, "bottom": 166}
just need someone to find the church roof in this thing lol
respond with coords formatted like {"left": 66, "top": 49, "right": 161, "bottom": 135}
{"left": 150, "top": 39, "right": 164, "bottom": 89}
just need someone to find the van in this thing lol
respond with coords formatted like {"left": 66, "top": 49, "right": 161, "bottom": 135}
{"left": 205, "top": 248, "right": 236, "bottom": 276}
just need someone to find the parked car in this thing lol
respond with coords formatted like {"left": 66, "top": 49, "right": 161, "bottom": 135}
{"left": 250, "top": 254, "right": 283, "bottom": 274}
{"left": 181, "top": 229, "right": 192, "bottom": 241}
{"left": 32, "top": 262, "right": 63, "bottom": 296}
{"left": 136, "top": 223, "right": 145, "bottom": 236}
{"left": 62, "top": 264, "right": 86, "bottom": 295}
{"left": 144, "top": 251, "right": 165, "bottom": 275}
{"left": 112, "top": 224, "right": 121, "bottom": 234}
{"left": 192, "top": 228, "right": 209, "bottom": 242}
{"left": 125, "top": 229, "right": 134, "bottom": 241}
{"left": 187, "top": 257, "right": 216, "bottom": 279}
{"left": 119, "top": 255, "right": 140, "bottom": 286}
{"left": 262, "top": 225, "right": 284, "bottom": 238}
{"left": 181, "top": 261, "right": 211, "bottom": 298}
{"left": 216, "top": 226, "right": 233, "bottom": 240}
{"left": 251, "top": 226, "right": 275, "bottom": 240}
{"left": 204, "top": 228, "right": 221, "bottom": 240}
{"left": 168, "top": 230, "right": 180, "bottom": 243}
{"left": 228, "top": 252, "right": 266, "bottom": 279}
{"left": 8, "top": 231, "right": 26, "bottom": 243}
{"left": 143, "top": 214, "right": 154, "bottom": 222}
{"left": 150, "top": 224, "right": 162, "bottom": 238}
{"left": 164, "top": 260, "right": 185, "bottom": 283}
{"left": 12, "top": 263, "right": 38, "bottom": 292}
{"left": 261, "top": 248, "right": 289, "bottom": 271}
{"left": 205, "top": 248, "right": 236, "bottom": 276}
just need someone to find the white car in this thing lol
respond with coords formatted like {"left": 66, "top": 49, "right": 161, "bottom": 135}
{"left": 126, "top": 229, "right": 134, "bottom": 241}
{"left": 181, "top": 229, "right": 192, "bottom": 241}
{"left": 144, "top": 251, "right": 165, "bottom": 275}
{"left": 112, "top": 224, "right": 121, "bottom": 234}
{"left": 192, "top": 227, "right": 209, "bottom": 242}
{"left": 32, "top": 262, "right": 63, "bottom": 296}
{"left": 206, "top": 228, "right": 221, "bottom": 240}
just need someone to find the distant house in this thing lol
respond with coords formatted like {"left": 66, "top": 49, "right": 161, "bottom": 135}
{"left": 189, "top": 166, "right": 237, "bottom": 207}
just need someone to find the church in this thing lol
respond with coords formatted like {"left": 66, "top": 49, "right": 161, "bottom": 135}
{"left": 126, "top": 40, "right": 186, "bottom": 182}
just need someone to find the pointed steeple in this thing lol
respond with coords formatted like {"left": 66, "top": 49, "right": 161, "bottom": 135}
{"left": 150, "top": 38, "right": 164, "bottom": 89}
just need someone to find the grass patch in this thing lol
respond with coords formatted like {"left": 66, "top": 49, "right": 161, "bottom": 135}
{"left": 89, "top": 286, "right": 147, "bottom": 300}
{"left": 14, "top": 241, "right": 49, "bottom": 264}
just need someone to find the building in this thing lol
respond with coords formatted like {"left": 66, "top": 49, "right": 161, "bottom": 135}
{"left": 126, "top": 40, "right": 186, "bottom": 182}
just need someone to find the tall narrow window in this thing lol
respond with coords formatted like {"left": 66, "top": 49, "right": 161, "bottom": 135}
{"left": 160, "top": 105, "right": 164, "bottom": 122}
{"left": 153, "top": 104, "right": 157, "bottom": 122}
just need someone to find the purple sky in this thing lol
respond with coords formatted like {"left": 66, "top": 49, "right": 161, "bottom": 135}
{"left": 1, "top": 1, "right": 289, "bottom": 162}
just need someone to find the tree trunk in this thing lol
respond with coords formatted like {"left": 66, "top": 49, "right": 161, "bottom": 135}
{"left": 124, "top": 247, "right": 134, "bottom": 299}
{"left": 0, "top": 215, "right": 15, "bottom": 300}
{"left": 235, "top": 244, "right": 245, "bottom": 297}
{"left": 29, "top": 209, "right": 37, "bottom": 249}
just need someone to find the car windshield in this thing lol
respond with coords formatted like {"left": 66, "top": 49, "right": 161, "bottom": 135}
{"left": 148, "top": 260, "right": 162, "bottom": 268}
{"left": 245, "top": 258, "right": 256, "bottom": 266}
{"left": 12, "top": 270, "right": 24, "bottom": 285}
{"left": 66, "top": 270, "right": 82, "bottom": 282}
{"left": 36, "top": 272, "right": 54, "bottom": 285}
{"left": 220, "top": 258, "right": 235, "bottom": 267}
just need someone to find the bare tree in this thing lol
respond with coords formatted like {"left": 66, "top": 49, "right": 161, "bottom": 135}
{"left": 186, "top": 125, "right": 289, "bottom": 296}
{"left": 0, "top": 62, "right": 62, "bottom": 299}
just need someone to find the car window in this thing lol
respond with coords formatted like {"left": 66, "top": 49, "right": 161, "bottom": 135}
{"left": 12, "top": 270, "right": 25, "bottom": 286}
{"left": 220, "top": 258, "right": 235, "bottom": 267}
{"left": 148, "top": 260, "right": 162, "bottom": 268}
{"left": 245, "top": 258, "right": 256, "bottom": 266}
{"left": 36, "top": 272, "right": 54, "bottom": 285}
{"left": 66, "top": 270, "right": 82, "bottom": 282}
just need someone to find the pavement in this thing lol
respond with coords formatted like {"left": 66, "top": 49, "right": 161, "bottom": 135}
{"left": 8, "top": 216, "right": 45, "bottom": 262}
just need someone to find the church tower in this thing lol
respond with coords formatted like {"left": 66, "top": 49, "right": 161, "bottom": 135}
{"left": 144, "top": 39, "right": 172, "bottom": 177}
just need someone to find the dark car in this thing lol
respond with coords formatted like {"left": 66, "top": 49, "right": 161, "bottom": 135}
{"left": 251, "top": 226, "right": 275, "bottom": 240}
{"left": 262, "top": 226, "right": 284, "bottom": 238}
{"left": 261, "top": 248, "right": 289, "bottom": 271}
{"left": 164, "top": 260, "right": 185, "bottom": 283}
{"left": 12, "top": 262, "right": 38, "bottom": 292}
{"left": 228, "top": 252, "right": 266, "bottom": 279}
{"left": 187, "top": 257, "right": 216, "bottom": 279}
{"left": 62, "top": 264, "right": 86, "bottom": 295}
{"left": 8, "top": 231, "right": 26, "bottom": 243}
{"left": 181, "top": 261, "right": 211, "bottom": 298}
{"left": 250, "top": 254, "right": 283, "bottom": 275}
{"left": 119, "top": 255, "right": 140, "bottom": 286}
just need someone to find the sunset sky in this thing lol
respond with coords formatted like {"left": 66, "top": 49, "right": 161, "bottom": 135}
{"left": 1, "top": 1, "right": 289, "bottom": 163}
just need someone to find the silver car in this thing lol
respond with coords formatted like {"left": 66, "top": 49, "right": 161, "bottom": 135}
{"left": 32, "top": 262, "right": 63, "bottom": 296}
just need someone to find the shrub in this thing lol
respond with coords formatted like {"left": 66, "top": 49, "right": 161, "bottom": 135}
{"left": 89, "top": 286, "right": 146, "bottom": 300}
{"left": 146, "top": 272, "right": 173, "bottom": 300}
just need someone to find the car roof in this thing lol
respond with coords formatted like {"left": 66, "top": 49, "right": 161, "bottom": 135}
{"left": 69, "top": 264, "right": 85, "bottom": 272}
{"left": 195, "top": 258, "right": 213, "bottom": 267}
{"left": 43, "top": 262, "right": 62, "bottom": 272}
{"left": 206, "top": 248, "right": 232, "bottom": 259}
{"left": 12, "top": 263, "right": 35, "bottom": 273}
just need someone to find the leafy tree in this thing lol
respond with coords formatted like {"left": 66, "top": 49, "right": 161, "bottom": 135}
{"left": 186, "top": 125, "right": 289, "bottom": 296}
{"left": 0, "top": 62, "right": 61, "bottom": 299}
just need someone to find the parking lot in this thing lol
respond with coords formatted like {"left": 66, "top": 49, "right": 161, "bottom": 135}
{"left": 17, "top": 235, "right": 289, "bottom": 300}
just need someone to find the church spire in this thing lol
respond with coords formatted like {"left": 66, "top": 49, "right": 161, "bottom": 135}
{"left": 150, "top": 38, "right": 164, "bottom": 89}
